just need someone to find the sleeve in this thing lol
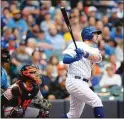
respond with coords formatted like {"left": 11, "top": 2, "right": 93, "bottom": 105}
{"left": 90, "top": 48, "right": 102, "bottom": 63}
{"left": 3, "top": 88, "right": 13, "bottom": 101}
{"left": 1, "top": 68, "right": 9, "bottom": 89}
{"left": 63, "top": 43, "right": 76, "bottom": 58}
{"left": 3, "top": 84, "right": 21, "bottom": 101}
{"left": 116, "top": 75, "right": 122, "bottom": 86}
{"left": 22, "top": 20, "right": 28, "bottom": 32}
{"left": 99, "top": 75, "right": 106, "bottom": 87}
{"left": 7, "top": 19, "right": 14, "bottom": 28}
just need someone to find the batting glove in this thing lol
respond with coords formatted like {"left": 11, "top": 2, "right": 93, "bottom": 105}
{"left": 74, "top": 48, "right": 84, "bottom": 61}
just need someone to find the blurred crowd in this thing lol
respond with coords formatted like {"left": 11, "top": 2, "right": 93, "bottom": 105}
{"left": 1, "top": 0, "right": 124, "bottom": 100}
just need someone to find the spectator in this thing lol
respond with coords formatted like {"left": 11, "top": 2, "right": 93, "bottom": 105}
{"left": 110, "top": 26, "right": 124, "bottom": 41}
{"left": 54, "top": 14, "right": 63, "bottom": 34}
{"left": 31, "top": 49, "right": 45, "bottom": 72}
{"left": 9, "top": 2, "right": 18, "bottom": 17}
{"left": 41, "top": 1, "right": 55, "bottom": 18}
{"left": 72, "top": 8, "right": 80, "bottom": 18}
{"left": 91, "top": 64, "right": 102, "bottom": 87}
{"left": 115, "top": 40, "right": 123, "bottom": 63}
{"left": 102, "top": 15, "right": 113, "bottom": 29}
{"left": 8, "top": 35, "right": 18, "bottom": 55}
{"left": 92, "top": 64, "right": 101, "bottom": 77}
{"left": 104, "top": 54, "right": 121, "bottom": 73}
{"left": 1, "top": 28, "right": 12, "bottom": 48}
{"left": 87, "top": 6, "right": 97, "bottom": 18}
{"left": 26, "top": 24, "right": 40, "bottom": 40}
{"left": 116, "top": 61, "right": 124, "bottom": 76}
{"left": 46, "top": 24, "right": 65, "bottom": 50}
{"left": 117, "top": 1, "right": 123, "bottom": 18}
{"left": 40, "top": 64, "right": 57, "bottom": 98}
{"left": 102, "top": 15, "right": 109, "bottom": 26}
{"left": 1, "top": 7, "right": 11, "bottom": 29}
{"left": 76, "top": 1, "right": 84, "bottom": 13}
{"left": 57, "top": 0, "right": 70, "bottom": 10}
{"left": 12, "top": 28, "right": 20, "bottom": 41}
{"left": 52, "top": 75, "right": 70, "bottom": 99}
{"left": 102, "top": 26, "right": 111, "bottom": 42}
{"left": 11, "top": 41, "right": 32, "bottom": 79}
{"left": 98, "top": 40, "right": 106, "bottom": 57}
{"left": 99, "top": 1, "right": 117, "bottom": 8}
{"left": 39, "top": 51, "right": 48, "bottom": 72}
{"left": 73, "top": 30, "right": 82, "bottom": 41}
{"left": 79, "top": 12, "right": 88, "bottom": 29}
{"left": 100, "top": 65, "right": 122, "bottom": 88}
{"left": 109, "top": 8, "right": 121, "bottom": 26}
{"left": 44, "top": 24, "right": 65, "bottom": 58}
{"left": 36, "top": 30, "right": 54, "bottom": 51}
{"left": 40, "top": 12, "right": 54, "bottom": 33}
{"left": 21, "top": 0, "right": 40, "bottom": 15}
{"left": 48, "top": 55, "right": 59, "bottom": 66}
{"left": 36, "top": 29, "right": 45, "bottom": 43}
{"left": 46, "top": 62, "right": 69, "bottom": 99}
{"left": 96, "top": 20, "right": 104, "bottom": 31}
{"left": 104, "top": 40, "right": 116, "bottom": 56}
{"left": 88, "top": 17, "right": 96, "bottom": 27}
{"left": 25, "top": 38, "right": 37, "bottom": 56}
{"left": 1, "top": 48, "right": 10, "bottom": 92}
{"left": 7, "top": 10, "right": 28, "bottom": 37}
{"left": 48, "top": 94, "right": 56, "bottom": 100}
{"left": 56, "top": 63, "right": 67, "bottom": 81}
{"left": 116, "top": 61, "right": 124, "bottom": 87}
{"left": 26, "top": 14, "right": 36, "bottom": 31}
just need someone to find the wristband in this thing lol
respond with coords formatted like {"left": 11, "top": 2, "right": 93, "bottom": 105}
{"left": 84, "top": 52, "right": 89, "bottom": 58}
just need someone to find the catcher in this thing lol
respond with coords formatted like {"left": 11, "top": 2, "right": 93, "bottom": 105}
{"left": 1, "top": 64, "right": 52, "bottom": 118}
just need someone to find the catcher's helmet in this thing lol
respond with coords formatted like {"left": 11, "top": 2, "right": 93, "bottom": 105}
{"left": 81, "top": 26, "right": 102, "bottom": 40}
{"left": 19, "top": 64, "right": 41, "bottom": 85}
{"left": 1, "top": 48, "right": 10, "bottom": 63}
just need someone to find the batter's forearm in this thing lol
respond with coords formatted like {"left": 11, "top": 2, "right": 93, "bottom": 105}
{"left": 83, "top": 51, "right": 102, "bottom": 63}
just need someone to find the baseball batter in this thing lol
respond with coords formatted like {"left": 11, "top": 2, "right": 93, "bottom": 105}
{"left": 62, "top": 26, "right": 104, "bottom": 118}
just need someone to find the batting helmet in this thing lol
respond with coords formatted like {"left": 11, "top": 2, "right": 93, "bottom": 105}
{"left": 19, "top": 64, "right": 41, "bottom": 85}
{"left": 81, "top": 26, "right": 102, "bottom": 40}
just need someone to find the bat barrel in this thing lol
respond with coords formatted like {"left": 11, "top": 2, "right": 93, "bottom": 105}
{"left": 60, "top": 7, "right": 77, "bottom": 49}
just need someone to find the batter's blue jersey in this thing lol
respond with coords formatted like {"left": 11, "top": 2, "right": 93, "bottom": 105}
{"left": 1, "top": 67, "right": 9, "bottom": 89}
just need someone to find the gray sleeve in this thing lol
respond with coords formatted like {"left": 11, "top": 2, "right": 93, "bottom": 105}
{"left": 35, "top": 90, "right": 44, "bottom": 100}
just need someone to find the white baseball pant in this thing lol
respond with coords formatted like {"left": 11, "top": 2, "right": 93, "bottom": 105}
{"left": 66, "top": 74, "right": 103, "bottom": 118}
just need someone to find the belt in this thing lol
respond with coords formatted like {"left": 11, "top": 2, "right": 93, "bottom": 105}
{"left": 74, "top": 76, "right": 89, "bottom": 83}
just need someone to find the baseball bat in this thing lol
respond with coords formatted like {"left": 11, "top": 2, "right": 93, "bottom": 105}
{"left": 61, "top": 7, "right": 77, "bottom": 49}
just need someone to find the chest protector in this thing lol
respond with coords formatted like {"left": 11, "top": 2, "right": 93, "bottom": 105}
{"left": 17, "top": 81, "right": 39, "bottom": 109}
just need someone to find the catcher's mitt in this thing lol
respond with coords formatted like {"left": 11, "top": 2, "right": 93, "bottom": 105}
{"left": 32, "top": 98, "right": 52, "bottom": 118}
{"left": 32, "top": 98, "right": 52, "bottom": 110}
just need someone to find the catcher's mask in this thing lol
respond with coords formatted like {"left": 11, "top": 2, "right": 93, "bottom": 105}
{"left": 19, "top": 65, "right": 42, "bottom": 85}
{"left": 1, "top": 48, "right": 10, "bottom": 63}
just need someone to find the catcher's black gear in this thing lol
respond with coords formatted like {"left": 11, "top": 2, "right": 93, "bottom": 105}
{"left": 32, "top": 98, "right": 52, "bottom": 118}
{"left": 1, "top": 48, "right": 10, "bottom": 63}
{"left": 37, "top": 108, "right": 50, "bottom": 118}
{"left": 3, "top": 106, "right": 24, "bottom": 118}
